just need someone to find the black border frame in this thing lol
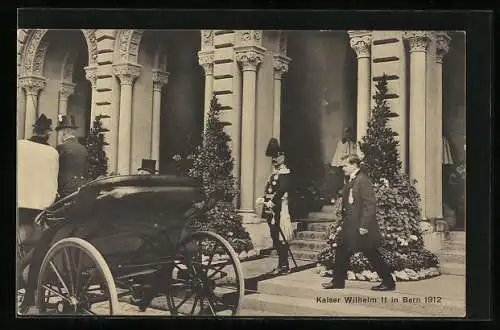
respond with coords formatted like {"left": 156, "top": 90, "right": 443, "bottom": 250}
{"left": 6, "top": 8, "right": 494, "bottom": 329}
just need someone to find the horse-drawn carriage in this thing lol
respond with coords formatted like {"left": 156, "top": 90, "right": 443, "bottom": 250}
{"left": 17, "top": 175, "right": 245, "bottom": 316}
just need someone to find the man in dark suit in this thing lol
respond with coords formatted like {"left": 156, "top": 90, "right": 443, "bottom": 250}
{"left": 55, "top": 115, "right": 89, "bottom": 198}
{"left": 322, "top": 154, "right": 395, "bottom": 291}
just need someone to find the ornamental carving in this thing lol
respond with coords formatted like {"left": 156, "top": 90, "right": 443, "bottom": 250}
{"left": 113, "top": 62, "right": 141, "bottom": 85}
{"left": 349, "top": 34, "right": 372, "bottom": 59}
{"left": 19, "top": 75, "right": 46, "bottom": 95}
{"left": 273, "top": 54, "right": 291, "bottom": 79}
{"left": 235, "top": 45, "right": 265, "bottom": 72}
{"left": 59, "top": 82, "right": 76, "bottom": 100}
{"left": 403, "top": 31, "right": 432, "bottom": 53}
{"left": 152, "top": 69, "right": 169, "bottom": 91}
{"left": 22, "top": 29, "right": 98, "bottom": 77}
{"left": 119, "top": 30, "right": 133, "bottom": 61}
{"left": 118, "top": 29, "right": 144, "bottom": 63}
{"left": 435, "top": 32, "right": 451, "bottom": 63}
{"left": 82, "top": 29, "right": 98, "bottom": 64}
{"left": 198, "top": 49, "right": 215, "bottom": 75}
{"left": 201, "top": 30, "right": 214, "bottom": 49}
{"left": 23, "top": 29, "right": 47, "bottom": 75}
{"left": 84, "top": 65, "right": 97, "bottom": 88}
{"left": 239, "top": 30, "right": 263, "bottom": 44}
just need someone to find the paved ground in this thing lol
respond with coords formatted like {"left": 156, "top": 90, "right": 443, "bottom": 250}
{"left": 17, "top": 256, "right": 465, "bottom": 318}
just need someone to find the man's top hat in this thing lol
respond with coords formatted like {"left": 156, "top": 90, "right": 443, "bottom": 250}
{"left": 56, "top": 115, "right": 78, "bottom": 131}
{"left": 137, "top": 159, "right": 158, "bottom": 174}
{"left": 265, "top": 138, "right": 284, "bottom": 158}
{"left": 33, "top": 114, "right": 53, "bottom": 132}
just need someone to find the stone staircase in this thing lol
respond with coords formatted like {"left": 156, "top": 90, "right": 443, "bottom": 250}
{"left": 288, "top": 204, "right": 339, "bottom": 262}
{"left": 437, "top": 231, "right": 465, "bottom": 276}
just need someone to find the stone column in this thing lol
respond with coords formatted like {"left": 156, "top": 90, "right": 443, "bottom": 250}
{"left": 432, "top": 32, "right": 451, "bottom": 219}
{"left": 198, "top": 49, "right": 215, "bottom": 132}
{"left": 348, "top": 31, "right": 372, "bottom": 149}
{"left": 84, "top": 65, "right": 97, "bottom": 127}
{"left": 404, "top": 31, "right": 431, "bottom": 219}
{"left": 151, "top": 69, "right": 169, "bottom": 167}
{"left": 235, "top": 45, "right": 265, "bottom": 213}
{"left": 19, "top": 75, "right": 46, "bottom": 139}
{"left": 272, "top": 54, "right": 291, "bottom": 140}
{"left": 113, "top": 62, "right": 141, "bottom": 175}
{"left": 57, "top": 81, "right": 76, "bottom": 144}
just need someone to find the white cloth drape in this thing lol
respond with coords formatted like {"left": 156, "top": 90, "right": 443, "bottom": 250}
{"left": 278, "top": 193, "right": 294, "bottom": 242}
{"left": 443, "top": 136, "right": 455, "bottom": 165}
{"left": 17, "top": 139, "right": 59, "bottom": 210}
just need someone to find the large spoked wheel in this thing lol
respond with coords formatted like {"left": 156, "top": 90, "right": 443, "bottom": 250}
{"left": 166, "top": 231, "right": 245, "bottom": 316}
{"left": 35, "top": 237, "right": 119, "bottom": 315}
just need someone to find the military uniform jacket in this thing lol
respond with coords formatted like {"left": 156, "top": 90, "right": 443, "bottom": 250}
{"left": 56, "top": 136, "right": 89, "bottom": 197}
{"left": 261, "top": 165, "right": 291, "bottom": 224}
{"left": 340, "top": 170, "right": 381, "bottom": 250}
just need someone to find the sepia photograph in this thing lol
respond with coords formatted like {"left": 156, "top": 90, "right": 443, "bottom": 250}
{"left": 16, "top": 27, "right": 467, "bottom": 317}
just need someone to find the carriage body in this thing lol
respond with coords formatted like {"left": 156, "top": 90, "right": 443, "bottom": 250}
{"left": 18, "top": 175, "right": 244, "bottom": 316}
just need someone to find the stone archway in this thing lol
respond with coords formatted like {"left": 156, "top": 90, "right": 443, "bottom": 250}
{"left": 18, "top": 29, "right": 98, "bottom": 140}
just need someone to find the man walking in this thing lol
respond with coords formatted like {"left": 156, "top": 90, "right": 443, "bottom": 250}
{"left": 322, "top": 154, "right": 395, "bottom": 291}
{"left": 55, "top": 115, "right": 89, "bottom": 198}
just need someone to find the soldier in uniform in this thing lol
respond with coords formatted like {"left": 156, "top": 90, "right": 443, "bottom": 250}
{"left": 55, "top": 115, "right": 89, "bottom": 198}
{"left": 257, "top": 138, "right": 294, "bottom": 275}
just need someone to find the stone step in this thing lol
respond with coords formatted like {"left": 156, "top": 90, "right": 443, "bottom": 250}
{"left": 445, "top": 232, "right": 465, "bottom": 243}
{"left": 241, "top": 292, "right": 426, "bottom": 317}
{"left": 437, "top": 250, "right": 466, "bottom": 264}
{"left": 304, "top": 222, "right": 334, "bottom": 232}
{"left": 256, "top": 276, "right": 465, "bottom": 317}
{"left": 289, "top": 239, "right": 329, "bottom": 252}
{"left": 296, "top": 231, "right": 328, "bottom": 241}
{"left": 439, "top": 262, "right": 465, "bottom": 276}
{"left": 270, "top": 249, "right": 318, "bottom": 262}
{"left": 443, "top": 240, "right": 466, "bottom": 251}
{"left": 307, "top": 211, "right": 339, "bottom": 222}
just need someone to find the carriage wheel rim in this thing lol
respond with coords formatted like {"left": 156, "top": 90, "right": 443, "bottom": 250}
{"left": 35, "top": 237, "right": 119, "bottom": 315}
{"left": 166, "top": 231, "right": 245, "bottom": 316}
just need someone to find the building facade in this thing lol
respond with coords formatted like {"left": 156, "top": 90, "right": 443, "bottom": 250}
{"left": 17, "top": 29, "right": 465, "bottom": 241}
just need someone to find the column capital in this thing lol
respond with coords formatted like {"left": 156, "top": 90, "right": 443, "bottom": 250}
{"left": 152, "top": 69, "right": 169, "bottom": 91}
{"left": 272, "top": 54, "right": 291, "bottom": 80}
{"left": 348, "top": 31, "right": 372, "bottom": 59}
{"left": 435, "top": 31, "right": 452, "bottom": 63}
{"left": 235, "top": 45, "right": 266, "bottom": 72}
{"left": 59, "top": 81, "right": 76, "bottom": 100}
{"left": 403, "top": 31, "right": 432, "bottom": 53}
{"left": 19, "top": 75, "right": 46, "bottom": 95}
{"left": 197, "top": 49, "right": 215, "bottom": 75}
{"left": 84, "top": 65, "right": 98, "bottom": 88}
{"left": 113, "top": 62, "right": 141, "bottom": 86}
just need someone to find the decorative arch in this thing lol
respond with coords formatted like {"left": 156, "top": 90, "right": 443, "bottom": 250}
{"left": 116, "top": 29, "right": 144, "bottom": 63}
{"left": 19, "top": 29, "right": 98, "bottom": 77}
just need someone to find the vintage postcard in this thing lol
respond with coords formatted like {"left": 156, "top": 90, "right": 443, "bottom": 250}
{"left": 17, "top": 23, "right": 470, "bottom": 318}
